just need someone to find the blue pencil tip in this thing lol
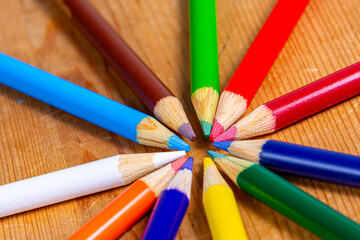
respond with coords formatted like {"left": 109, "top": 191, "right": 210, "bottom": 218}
{"left": 213, "top": 141, "right": 232, "bottom": 152}
{"left": 207, "top": 150, "right": 227, "bottom": 160}
{"left": 180, "top": 157, "right": 194, "bottom": 171}
{"left": 169, "top": 135, "right": 191, "bottom": 152}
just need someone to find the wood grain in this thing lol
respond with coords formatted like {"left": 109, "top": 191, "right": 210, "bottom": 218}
{"left": 0, "top": 0, "right": 359, "bottom": 239}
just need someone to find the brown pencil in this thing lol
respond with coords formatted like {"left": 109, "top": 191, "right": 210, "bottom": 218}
{"left": 55, "top": 0, "right": 196, "bottom": 141}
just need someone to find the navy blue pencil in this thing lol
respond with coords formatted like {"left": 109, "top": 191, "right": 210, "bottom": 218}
{"left": 141, "top": 157, "right": 194, "bottom": 240}
{"left": 214, "top": 139, "right": 360, "bottom": 188}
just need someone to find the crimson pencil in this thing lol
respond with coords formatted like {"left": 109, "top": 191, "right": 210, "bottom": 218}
{"left": 56, "top": 0, "right": 196, "bottom": 141}
{"left": 210, "top": 0, "right": 310, "bottom": 140}
{"left": 215, "top": 61, "right": 360, "bottom": 141}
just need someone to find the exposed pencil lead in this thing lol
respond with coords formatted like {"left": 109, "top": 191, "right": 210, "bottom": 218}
{"left": 203, "top": 157, "right": 215, "bottom": 171}
{"left": 168, "top": 135, "right": 191, "bottom": 152}
{"left": 213, "top": 141, "right": 232, "bottom": 151}
{"left": 214, "top": 126, "right": 237, "bottom": 142}
{"left": 154, "top": 96, "right": 196, "bottom": 140}
{"left": 171, "top": 156, "right": 188, "bottom": 172}
{"left": 207, "top": 150, "right": 228, "bottom": 160}
{"left": 180, "top": 157, "right": 194, "bottom": 171}
{"left": 209, "top": 119, "right": 224, "bottom": 141}
{"left": 178, "top": 123, "right": 197, "bottom": 141}
{"left": 200, "top": 121, "right": 212, "bottom": 138}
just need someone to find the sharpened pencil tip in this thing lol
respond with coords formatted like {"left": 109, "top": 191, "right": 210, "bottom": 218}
{"left": 171, "top": 156, "right": 188, "bottom": 172}
{"left": 209, "top": 119, "right": 224, "bottom": 141}
{"left": 207, "top": 150, "right": 227, "bottom": 160}
{"left": 181, "top": 157, "right": 194, "bottom": 171}
{"left": 169, "top": 135, "right": 191, "bottom": 152}
{"left": 178, "top": 123, "right": 197, "bottom": 141}
{"left": 213, "top": 126, "right": 237, "bottom": 142}
{"left": 200, "top": 121, "right": 212, "bottom": 138}
{"left": 203, "top": 157, "right": 215, "bottom": 171}
{"left": 213, "top": 141, "right": 232, "bottom": 152}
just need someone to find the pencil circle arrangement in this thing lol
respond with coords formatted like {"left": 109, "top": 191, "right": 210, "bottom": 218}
{"left": 1, "top": 0, "right": 360, "bottom": 240}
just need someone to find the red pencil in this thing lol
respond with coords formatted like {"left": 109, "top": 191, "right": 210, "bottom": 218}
{"left": 210, "top": 0, "right": 310, "bottom": 141}
{"left": 215, "top": 61, "right": 360, "bottom": 141}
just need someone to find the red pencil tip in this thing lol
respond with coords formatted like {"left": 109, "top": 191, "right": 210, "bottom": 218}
{"left": 209, "top": 119, "right": 224, "bottom": 141}
{"left": 213, "top": 126, "right": 237, "bottom": 142}
{"left": 171, "top": 156, "right": 188, "bottom": 172}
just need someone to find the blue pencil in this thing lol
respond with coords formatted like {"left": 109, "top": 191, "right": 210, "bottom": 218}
{"left": 0, "top": 53, "right": 190, "bottom": 151}
{"left": 214, "top": 139, "right": 360, "bottom": 188}
{"left": 141, "top": 157, "right": 194, "bottom": 240}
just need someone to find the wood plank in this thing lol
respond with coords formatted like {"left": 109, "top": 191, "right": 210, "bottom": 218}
{"left": 0, "top": 0, "right": 359, "bottom": 239}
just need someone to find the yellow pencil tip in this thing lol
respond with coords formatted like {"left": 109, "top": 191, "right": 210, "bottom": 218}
{"left": 203, "top": 157, "right": 215, "bottom": 172}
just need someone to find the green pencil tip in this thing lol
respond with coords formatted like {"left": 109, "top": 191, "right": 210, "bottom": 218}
{"left": 207, "top": 150, "right": 227, "bottom": 160}
{"left": 200, "top": 121, "right": 212, "bottom": 138}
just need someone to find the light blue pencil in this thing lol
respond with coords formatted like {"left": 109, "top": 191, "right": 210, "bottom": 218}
{"left": 0, "top": 53, "right": 190, "bottom": 151}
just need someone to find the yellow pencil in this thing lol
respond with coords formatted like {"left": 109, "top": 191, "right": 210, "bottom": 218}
{"left": 202, "top": 157, "right": 248, "bottom": 240}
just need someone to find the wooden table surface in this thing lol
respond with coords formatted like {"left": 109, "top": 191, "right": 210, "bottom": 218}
{"left": 1, "top": 0, "right": 360, "bottom": 239}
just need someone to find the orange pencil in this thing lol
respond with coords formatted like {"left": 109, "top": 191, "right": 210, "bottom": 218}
{"left": 69, "top": 156, "right": 188, "bottom": 240}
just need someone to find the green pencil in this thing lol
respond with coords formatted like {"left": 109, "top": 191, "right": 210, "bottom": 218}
{"left": 189, "top": 0, "right": 220, "bottom": 138}
{"left": 207, "top": 151, "right": 360, "bottom": 240}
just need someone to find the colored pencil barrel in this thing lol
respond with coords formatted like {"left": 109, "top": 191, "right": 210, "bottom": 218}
{"left": 0, "top": 52, "right": 190, "bottom": 151}
{"left": 141, "top": 157, "right": 194, "bottom": 240}
{"left": 261, "top": 140, "right": 360, "bottom": 188}
{"left": 209, "top": 151, "right": 360, "bottom": 239}
{"left": 210, "top": 0, "right": 310, "bottom": 140}
{"left": 224, "top": 0, "right": 310, "bottom": 103}
{"left": 215, "top": 60, "right": 360, "bottom": 141}
{"left": 237, "top": 164, "right": 360, "bottom": 239}
{"left": 61, "top": 0, "right": 170, "bottom": 110}
{"left": 69, "top": 157, "right": 186, "bottom": 239}
{"left": 214, "top": 139, "right": 360, "bottom": 188}
{"left": 202, "top": 157, "right": 248, "bottom": 240}
{"left": 57, "top": 0, "right": 196, "bottom": 141}
{"left": 0, "top": 151, "right": 186, "bottom": 218}
{"left": 70, "top": 180, "right": 155, "bottom": 240}
{"left": 189, "top": 0, "right": 220, "bottom": 137}
{"left": 268, "top": 61, "right": 360, "bottom": 131}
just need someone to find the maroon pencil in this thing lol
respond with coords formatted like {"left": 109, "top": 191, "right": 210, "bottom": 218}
{"left": 56, "top": 0, "right": 196, "bottom": 141}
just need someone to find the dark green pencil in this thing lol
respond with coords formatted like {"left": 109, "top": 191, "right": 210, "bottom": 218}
{"left": 207, "top": 151, "right": 360, "bottom": 240}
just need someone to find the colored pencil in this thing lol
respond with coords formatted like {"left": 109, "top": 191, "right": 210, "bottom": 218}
{"left": 202, "top": 157, "right": 248, "bottom": 240}
{"left": 215, "top": 61, "right": 360, "bottom": 141}
{"left": 189, "top": 0, "right": 220, "bottom": 137}
{"left": 214, "top": 139, "right": 360, "bottom": 188}
{"left": 69, "top": 156, "right": 188, "bottom": 240}
{"left": 210, "top": 0, "right": 310, "bottom": 140}
{"left": 0, "top": 52, "right": 190, "bottom": 151}
{"left": 141, "top": 157, "right": 194, "bottom": 240}
{"left": 56, "top": 0, "right": 196, "bottom": 141}
{"left": 207, "top": 151, "right": 360, "bottom": 239}
{"left": 0, "top": 151, "right": 186, "bottom": 218}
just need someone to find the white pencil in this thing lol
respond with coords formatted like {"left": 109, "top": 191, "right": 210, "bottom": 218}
{"left": 0, "top": 151, "right": 186, "bottom": 218}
